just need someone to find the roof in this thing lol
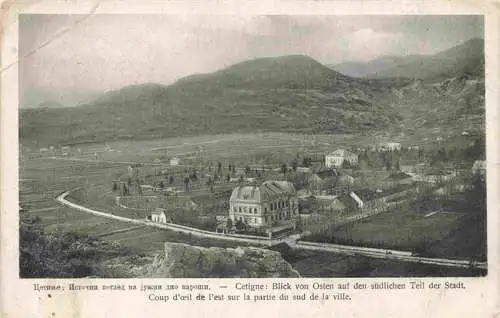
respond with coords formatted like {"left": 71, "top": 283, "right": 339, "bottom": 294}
{"left": 472, "top": 160, "right": 486, "bottom": 169}
{"left": 315, "top": 169, "right": 340, "bottom": 180}
{"left": 230, "top": 181, "right": 296, "bottom": 202}
{"left": 386, "top": 172, "right": 412, "bottom": 181}
{"left": 151, "top": 208, "right": 166, "bottom": 216}
{"left": 327, "top": 149, "right": 357, "bottom": 157}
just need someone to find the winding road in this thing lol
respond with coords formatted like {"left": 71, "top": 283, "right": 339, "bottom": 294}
{"left": 55, "top": 189, "right": 487, "bottom": 270}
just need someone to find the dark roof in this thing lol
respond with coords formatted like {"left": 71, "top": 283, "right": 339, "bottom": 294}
{"left": 386, "top": 172, "right": 412, "bottom": 181}
{"left": 316, "top": 169, "right": 340, "bottom": 180}
{"left": 230, "top": 181, "right": 296, "bottom": 202}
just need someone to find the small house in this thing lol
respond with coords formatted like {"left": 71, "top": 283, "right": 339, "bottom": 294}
{"left": 151, "top": 208, "right": 168, "bottom": 223}
{"left": 471, "top": 160, "right": 486, "bottom": 177}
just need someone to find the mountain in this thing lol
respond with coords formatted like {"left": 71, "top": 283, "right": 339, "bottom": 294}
{"left": 329, "top": 38, "right": 484, "bottom": 80}
{"left": 175, "top": 55, "right": 354, "bottom": 90}
{"left": 368, "top": 38, "right": 484, "bottom": 79}
{"left": 385, "top": 74, "right": 485, "bottom": 136}
{"left": 36, "top": 101, "right": 65, "bottom": 109}
{"left": 20, "top": 42, "right": 485, "bottom": 148}
{"left": 21, "top": 87, "right": 102, "bottom": 109}
{"left": 329, "top": 55, "right": 423, "bottom": 78}
{"left": 20, "top": 55, "right": 402, "bottom": 147}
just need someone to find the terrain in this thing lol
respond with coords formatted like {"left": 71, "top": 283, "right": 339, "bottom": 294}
{"left": 20, "top": 54, "right": 402, "bottom": 148}
{"left": 19, "top": 37, "right": 486, "bottom": 278}
{"left": 20, "top": 213, "right": 299, "bottom": 278}
{"left": 330, "top": 38, "right": 484, "bottom": 79}
{"left": 20, "top": 38, "right": 485, "bottom": 149}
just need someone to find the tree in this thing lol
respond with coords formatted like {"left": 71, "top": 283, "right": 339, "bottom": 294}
{"left": 112, "top": 181, "right": 118, "bottom": 192}
{"left": 281, "top": 163, "right": 288, "bottom": 174}
{"left": 302, "top": 156, "right": 312, "bottom": 167}
{"left": 190, "top": 171, "right": 198, "bottom": 182}
{"left": 235, "top": 219, "right": 246, "bottom": 232}
{"left": 341, "top": 159, "right": 351, "bottom": 169}
{"left": 120, "top": 184, "right": 129, "bottom": 196}
{"left": 394, "top": 159, "right": 401, "bottom": 171}
{"left": 226, "top": 218, "right": 233, "bottom": 233}
{"left": 184, "top": 176, "right": 190, "bottom": 192}
{"left": 206, "top": 176, "right": 214, "bottom": 193}
{"left": 291, "top": 158, "right": 298, "bottom": 172}
{"left": 217, "top": 162, "right": 222, "bottom": 175}
{"left": 244, "top": 165, "right": 251, "bottom": 176}
{"left": 226, "top": 174, "right": 231, "bottom": 182}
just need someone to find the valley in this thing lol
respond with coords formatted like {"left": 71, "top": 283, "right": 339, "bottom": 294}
{"left": 18, "top": 37, "right": 487, "bottom": 278}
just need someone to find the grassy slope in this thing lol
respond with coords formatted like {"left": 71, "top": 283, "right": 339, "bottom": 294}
{"left": 368, "top": 38, "right": 484, "bottom": 79}
{"left": 20, "top": 55, "right": 403, "bottom": 148}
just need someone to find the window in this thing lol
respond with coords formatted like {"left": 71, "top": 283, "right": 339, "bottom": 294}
{"left": 239, "top": 207, "right": 242, "bottom": 212}
{"left": 233, "top": 207, "right": 237, "bottom": 212}
{"left": 254, "top": 208, "right": 258, "bottom": 213}
{"left": 265, "top": 208, "right": 268, "bottom": 213}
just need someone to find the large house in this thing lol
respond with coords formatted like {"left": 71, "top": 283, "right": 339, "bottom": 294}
{"left": 308, "top": 169, "right": 354, "bottom": 195}
{"left": 229, "top": 181, "right": 299, "bottom": 230}
{"left": 325, "top": 149, "right": 358, "bottom": 168}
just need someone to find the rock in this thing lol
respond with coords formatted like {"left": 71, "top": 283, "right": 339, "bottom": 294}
{"left": 134, "top": 242, "right": 300, "bottom": 278}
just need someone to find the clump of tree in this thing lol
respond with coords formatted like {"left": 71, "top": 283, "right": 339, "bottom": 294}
{"left": 19, "top": 215, "right": 134, "bottom": 278}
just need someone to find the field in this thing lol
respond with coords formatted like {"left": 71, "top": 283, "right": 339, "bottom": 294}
{"left": 20, "top": 132, "right": 486, "bottom": 277}
{"left": 332, "top": 209, "right": 463, "bottom": 250}
{"left": 303, "top": 202, "right": 486, "bottom": 261}
{"left": 24, "top": 132, "right": 362, "bottom": 253}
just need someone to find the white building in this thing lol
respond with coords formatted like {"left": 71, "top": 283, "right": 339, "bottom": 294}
{"left": 379, "top": 142, "right": 402, "bottom": 151}
{"left": 325, "top": 149, "right": 358, "bottom": 168}
{"left": 151, "top": 208, "right": 167, "bottom": 223}
{"left": 471, "top": 160, "right": 486, "bottom": 177}
{"left": 170, "top": 157, "right": 180, "bottom": 166}
{"left": 229, "top": 181, "right": 299, "bottom": 229}
{"left": 128, "top": 164, "right": 142, "bottom": 179}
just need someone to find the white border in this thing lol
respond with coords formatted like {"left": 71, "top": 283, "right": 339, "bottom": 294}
{"left": 2, "top": 1, "right": 499, "bottom": 318}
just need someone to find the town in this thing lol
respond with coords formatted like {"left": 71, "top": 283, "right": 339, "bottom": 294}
{"left": 20, "top": 130, "right": 487, "bottom": 274}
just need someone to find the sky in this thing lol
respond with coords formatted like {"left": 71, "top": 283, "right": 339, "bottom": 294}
{"left": 19, "top": 15, "right": 484, "bottom": 108}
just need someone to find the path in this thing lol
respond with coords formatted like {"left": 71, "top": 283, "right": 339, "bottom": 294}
{"left": 56, "top": 190, "right": 280, "bottom": 247}
{"left": 55, "top": 189, "right": 486, "bottom": 270}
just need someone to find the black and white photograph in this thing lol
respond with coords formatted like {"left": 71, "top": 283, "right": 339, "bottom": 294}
{"left": 18, "top": 14, "right": 487, "bottom": 279}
